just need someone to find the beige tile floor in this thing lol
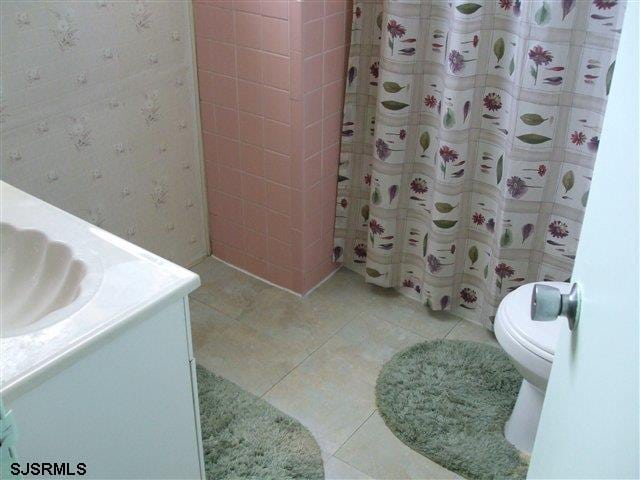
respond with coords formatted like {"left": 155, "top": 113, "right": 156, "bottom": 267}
{"left": 190, "top": 257, "right": 499, "bottom": 480}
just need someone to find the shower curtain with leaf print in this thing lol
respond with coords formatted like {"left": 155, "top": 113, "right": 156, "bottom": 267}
{"left": 332, "top": 0, "right": 625, "bottom": 329}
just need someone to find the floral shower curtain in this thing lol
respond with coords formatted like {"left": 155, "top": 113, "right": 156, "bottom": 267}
{"left": 333, "top": 0, "right": 625, "bottom": 329}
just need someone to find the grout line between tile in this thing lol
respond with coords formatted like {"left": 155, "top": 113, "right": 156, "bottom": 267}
{"left": 190, "top": 296, "right": 230, "bottom": 316}
{"left": 258, "top": 308, "right": 365, "bottom": 399}
{"left": 327, "top": 454, "right": 372, "bottom": 480}
{"left": 333, "top": 408, "right": 378, "bottom": 459}
{"left": 257, "top": 354, "right": 313, "bottom": 399}
{"left": 190, "top": 297, "right": 210, "bottom": 308}
{"left": 443, "top": 319, "right": 463, "bottom": 339}
{"left": 381, "top": 312, "right": 460, "bottom": 341}
{"left": 189, "top": 294, "right": 245, "bottom": 322}
{"left": 379, "top": 316, "right": 431, "bottom": 341}
{"left": 372, "top": 317, "right": 430, "bottom": 344}
{"left": 190, "top": 294, "right": 329, "bottom": 398}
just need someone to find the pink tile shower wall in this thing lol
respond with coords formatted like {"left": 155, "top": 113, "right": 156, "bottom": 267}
{"left": 193, "top": 0, "right": 350, "bottom": 293}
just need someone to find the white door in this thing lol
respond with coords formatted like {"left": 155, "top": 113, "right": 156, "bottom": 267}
{"left": 528, "top": 5, "right": 639, "bottom": 479}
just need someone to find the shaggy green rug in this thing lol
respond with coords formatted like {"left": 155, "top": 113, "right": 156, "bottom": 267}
{"left": 376, "top": 340, "right": 528, "bottom": 480}
{"left": 197, "top": 366, "right": 324, "bottom": 480}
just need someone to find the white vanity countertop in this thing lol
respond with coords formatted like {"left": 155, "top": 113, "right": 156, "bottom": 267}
{"left": 0, "top": 182, "right": 201, "bottom": 396}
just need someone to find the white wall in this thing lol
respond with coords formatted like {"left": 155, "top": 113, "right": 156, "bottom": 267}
{"left": 0, "top": 1, "right": 207, "bottom": 267}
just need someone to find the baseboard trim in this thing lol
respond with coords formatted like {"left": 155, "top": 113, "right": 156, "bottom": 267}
{"left": 301, "top": 266, "right": 341, "bottom": 298}
{"left": 206, "top": 254, "right": 304, "bottom": 297}
{"left": 195, "top": 255, "right": 342, "bottom": 299}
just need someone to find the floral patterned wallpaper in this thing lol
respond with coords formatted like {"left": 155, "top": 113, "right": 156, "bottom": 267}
{"left": 0, "top": 1, "right": 207, "bottom": 267}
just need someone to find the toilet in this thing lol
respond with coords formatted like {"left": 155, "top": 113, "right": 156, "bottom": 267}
{"left": 494, "top": 281, "right": 570, "bottom": 454}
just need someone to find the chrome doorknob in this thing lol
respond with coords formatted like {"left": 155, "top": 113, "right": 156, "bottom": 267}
{"left": 531, "top": 283, "right": 582, "bottom": 331}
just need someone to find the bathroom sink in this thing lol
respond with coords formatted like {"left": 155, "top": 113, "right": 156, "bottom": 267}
{"left": 1, "top": 181, "right": 198, "bottom": 395}
{"left": 0, "top": 222, "right": 100, "bottom": 337}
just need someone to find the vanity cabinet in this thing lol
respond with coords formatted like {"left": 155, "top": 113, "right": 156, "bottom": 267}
{"left": 4, "top": 297, "right": 205, "bottom": 479}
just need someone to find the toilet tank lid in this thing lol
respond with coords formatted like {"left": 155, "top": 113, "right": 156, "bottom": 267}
{"left": 500, "top": 282, "right": 570, "bottom": 358}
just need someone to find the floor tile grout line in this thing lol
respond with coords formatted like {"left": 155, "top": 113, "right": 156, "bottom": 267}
{"left": 190, "top": 296, "right": 219, "bottom": 311}
{"left": 443, "top": 318, "right": 501, "bottom": 345}
{"left": 443, "top": 319, "right": 463, "bottom": 339}
{"left": 332, "top": 408, "right": 378, "bottom": 461}
{"left": 258, "top": 311, "right": 367, "bottom": 400}
{"left": 189, "top": 295, "right": 246, "bottom": 323}
{"left": 328, "top": 453, "right": 373, "bottom": 480}
{"left": 383, "top": 313, "right": 461, "bottom": 341}
{"left": 260, "top": 309, "right": 428, "bottom": 399}
{"left": 190, "top": 297, "right": 244, "bottom": 327}
{"left": 190, "top": 295, "right": 303, "bottom": 392}
{"left": 376, "top": 314, "right": 438, "bottom": 341}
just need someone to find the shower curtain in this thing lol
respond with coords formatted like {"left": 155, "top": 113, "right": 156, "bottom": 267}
{"left": 333, "top": 0, "right": 626, "bottom": 329}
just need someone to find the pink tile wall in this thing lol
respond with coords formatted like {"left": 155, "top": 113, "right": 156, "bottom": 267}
{"left": 194, "top": 0, "right": 350, "bottom": 294}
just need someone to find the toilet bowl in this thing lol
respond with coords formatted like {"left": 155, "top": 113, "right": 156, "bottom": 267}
{"left": 494, "top": 281, "right": 569, "bottom": 454}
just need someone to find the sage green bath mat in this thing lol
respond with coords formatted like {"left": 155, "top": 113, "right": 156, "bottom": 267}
{"left": 376, "top": 340, "right": 528, "bottom": 479}
{"left": 196, "top": 365, "right": 324, "bottom": 480}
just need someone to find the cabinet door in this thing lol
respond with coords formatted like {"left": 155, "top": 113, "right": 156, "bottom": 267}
{"left": 182, "top": 296, "right": 206, "bottom": 479}
{"left": 8, "top": 300, "right": 202, "bottom": 479}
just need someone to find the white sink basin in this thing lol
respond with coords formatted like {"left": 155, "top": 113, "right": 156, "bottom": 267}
{"left": 1, "top": 181, "right": 199, "bottom": 395}
{"left": 1, "top": 222, "right": 100, "bottom": 337}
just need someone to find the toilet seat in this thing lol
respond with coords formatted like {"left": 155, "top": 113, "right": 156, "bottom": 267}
{"left": 498, "top": 282, "right": 567, "bottom": 363}
{"left": 495, "top": 281, "right": 569, "bottom": 392}
{"left": 494, "top": 281, "right": 570, "bottom": 453}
